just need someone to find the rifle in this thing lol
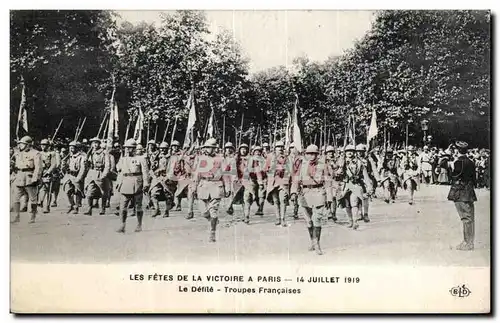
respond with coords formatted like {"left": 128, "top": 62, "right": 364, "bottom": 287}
{"left": 75, "top": 117, "right": 87, "bottom": 142}
{"left": 51, "top": 118, "right": 64, "bottom": 142}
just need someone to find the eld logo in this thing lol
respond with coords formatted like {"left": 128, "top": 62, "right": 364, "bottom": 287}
{"left": 449, "top": 284, "right": 471, "bottom": 298}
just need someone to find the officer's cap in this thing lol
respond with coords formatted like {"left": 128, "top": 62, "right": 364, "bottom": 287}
{"left": 123, "top": 139, "right": 137, "bottom": 148}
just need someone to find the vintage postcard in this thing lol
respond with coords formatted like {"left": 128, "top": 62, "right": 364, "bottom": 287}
{"left": 9, "top": 9, "right": 490, "bottom": 313}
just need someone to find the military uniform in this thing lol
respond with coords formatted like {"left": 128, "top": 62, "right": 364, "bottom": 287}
{"left": 236, "top": 146, "right": 264, "bottom": 223}
{"left": 291, "top": 145, "right": 331, "bottom": 255}
{"left": 401, "top": 147, "right": 420, "bottom": 205}
{"left": 356, "top": 144, "right": 376, "bottom": 222}
{"left": 38, "top": 139, "right": 58, "bottom": 213}
{"left": 116, "top": 139, "right": 150, "bottom": 233}
{"left": 149, "top": 142, "right": 173, "bottom": 217}
{"left": 264, "top": 141, "right": 293, "bottom": 226}
{"left": 447, "top": 141, "right": 477, "bottom": 251}
{"left": 62, "top": 142, "right": 87, "bottom": 214}
{"left": 50, "top": 148, "right": 63, "bottom": 207}
{"left": 179, "top": 152, "right": 197, "bottom": 219}
{"left": 419, "top": 147, "right": 434, "bottom": 184}
{"left": 11, "top": 136, "right": 42, "bottom": 223}
{"left": 193, "top": 138, "right": 231, "bottom": 242}
{"left": 84, "top": 138, "right": 111, "bottom": 215}
{"left": 288, "top": 144, "right": 301, "bottom": 219}
{"left": 324, "top": 146, "right": 341, "bottom": 222}
{"left": 168, "top": 141, "right": 183, "bottom": 211}
{"left": 378, "top": 150, "right": 400, "bottom": 203}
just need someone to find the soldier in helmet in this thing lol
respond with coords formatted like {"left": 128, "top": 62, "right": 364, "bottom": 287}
{"left": 192, "top": 138, "right": 231, "bottom": 242}
{"left": 50, "top": 142, "right": 64, "bottom": 208}
{"left": 226, "top": 143, "right": 251, "bottom": 218}
{"left": 252, "top": 146, "right": 266, "bottom": 216}
{"left": 116, "top": 139, "right": 150, "bottom": 233}
{"left": 355, "top": 144, "right": 377, "bottom": 222}
{"left": 447, "top": 141, "right": 477, "bottom": 251}
{"left": 37, "top": 138, "right": 58, "bottom": 213}
{"left": 62, "top": 141, "right": 87, "bottom": 214}
{"left": 324, "top": 145, "right": 341, "bottom": 222}
{"left": 166, "top": 140, "right": 184, "bottom": 211}
{"left": 288, "top": 142, "right": 301, "bottom": 220}
{"left": 264, "top": 141, "right": 293, "bottom": 227}
{"left": 11, "top": 136, "right": 42, "bottom": 223}
{"left": 262, "top": 142, "right": 271, "bottom": 158}
{"left": 338, "top": 144, "right": 373, "bottom": 229}
{"left": 290, "top": 144, "right": 331, "bottom": 255}
{"left": 401, "top": 145, "right": 420, "bottom": 205}
{"left": 83, "top": 137, "right": 111, "bottom": 215}
{"left": 149, "top": 142, "right": 173, "bottom": 218}
{"left": 135, "top": 144, "right": 145, "bottom": 156}
{"left": 179, "top": 142, "right": 198, "bottom": 220}
{"left": 377, "top": 148, "right": 400, "bottom": 204}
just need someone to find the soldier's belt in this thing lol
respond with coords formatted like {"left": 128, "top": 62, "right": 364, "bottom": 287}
{"left": 302, "top": 184, "right": 323, "bottom": 189}
{"left": 200, "top": 177, "right": 221, "bottom": 182}
{"left": 19, "top": 168, "right": 34, "bottom": 172}
{"left": 123, "top": 172, "right": 142, "bottom": 177}
{"left": 92, "top": 167, "right": 104, "bottom": 171}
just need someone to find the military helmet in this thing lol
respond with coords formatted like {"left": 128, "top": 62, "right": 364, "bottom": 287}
{"left": 253, "top": 145, "right": 262, "bottom": 151}
{"left": 355, "top": 144, "right": 366, "bottom": 151}
{"left": 90, "top": 137, "right": 100, "bottom": 143}
{"left": 423, "top": 145, "right": 429, "bottom": 150}
{"left": 82, "top": 138, "right": 88, "bottom": 144}
{"left": 171, "top": 140, "right": 180, "bottom": 147}
{"left": 224, "top": 142, "right": 234, "bottom": 149}
{"left": 18, "top": 136, "right": 33, "bottom": 145}
{"left": 159, "top": 142, "right": 169, "bottom": 149}
{"left": 147, "top": 140, "right": 157, "bottom": 146}
{"left": 456, "top": 141, "right": 468, "bottom": 149}
{"left": 239, "top": 143, "right": 249, "bottom": 149}
{"left": 113, "top": 142, "right": 120, "bottom": 148}
{"left": 263, "top": 143, "right": 270, "bottom": 148}
{"left": 100, "top": 142, "right": 107, "bottom": 149}
{"left": 274, "top": 141, "right": 284, "bottom": 148}
{"left": 325, "top": 145, "right": 335, "bottom": 153}
{"left": 305, "top": 144, "right": 319, "bottom": 154}
{"left": 69, "top": 141, "right": 78, "bottom": 147}
{"left": 203, "top": 138, "right": 218, "bottom": 148}
{"left": 407, "top": 145, "right": 415, "bottom": 151}
{"left": 40, "top": 139, "right": 50, "bottom": 145}
{"left": 123, "top": 139, "right": 137, "bottom": 148}
{"left": 344, "top": 144, "right": 356, "bottom": 152}
{"left": 136, "top": 144, "right": 144, "bottom": 150}
{"left": 61, "top": 147, "right": 68, "bottom": 152}
{"left": 386, "top": 148, "right": 394, "bottom": 154}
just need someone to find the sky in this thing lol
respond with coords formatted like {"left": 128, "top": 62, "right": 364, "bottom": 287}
{"left": 116, "top": 10, "right": 376, "bottom": 73}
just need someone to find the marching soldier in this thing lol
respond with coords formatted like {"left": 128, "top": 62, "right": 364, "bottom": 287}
{"left": 224, "top": 142, "right": 235, "bottom": 158}
{"left": 83, "top": 137, "right": 111, "bottom": 215}
{"left": 355, "top": 144, "right": 376, "bottom": 222}
{"left": 192, "top": 138, "right": 231, "bottom": 242}
{"left": 226, "top": 143, "right": 251, "bottom": 218}
{"left": 401, "top": 146, "right": 420, "bottom": 205}
{"left": 50, "top": 143, "right": 64, "bottom": 208}
{"left": 324, "top": 145, "right": 341, "bottom": 222}
{"left": 168, "top": 140, "right": 183, "bottom": 211}
{"left": 447, "top": 141, "right": 477, "bottom": 251}
{"left": 181, "top": 145, "right": 198, "bottom": 220}
{"left": 265, "top": 141, "right": 293, "bottom": 227}
{"left": 149, "top": 142, "right": 173, "bottom": 218}
{"left": 38, "top": 139, "right": 58, "bottom": 213}
{"left": 252, "top": 146, "right": 266, "bottom": 216}
{"left": 262, "top": 142, "right": 271, "bottom": 157}
{"left": 378, "top": 148, "right": 400, "bottom": 204}
{"left": 63, "top": 141, "right": 87, "bottom": 214}
{"left": 145, "top": 140, "right": 160, "bottom": 212}
{"left": 290, "top": 145, "right": 331, "bottom": 255}
{"left": 11, "top": 136, "right": 42, "bottom": 223}
{"left": 237, "top": 144, "right": 264, "bottom": 224}
{"left": 338, "top": 145, "right": 373, "bottom": 230}
{"left": 288, "top": 142, "right": 301, "bottom": 220}
{"left": 116, "top": 139, "right": 150, "bottom": 233}
{"left": 135, "top": 144, "right": 145, "bottom": 156}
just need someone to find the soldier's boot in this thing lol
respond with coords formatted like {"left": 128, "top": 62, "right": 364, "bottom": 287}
{"left": 209, "top": 217, "right": 218, "bottom": 242}
{"left": 408, "top": 189, "right": 414, "bottom": 205}
{"left": 314, "top": 226, "right": 323, "bottom": 255}
{"left": 175, "top": 197, "right": 182, "bottom": 212}
{"left": 11, "top": 202, "right": 21, "bottom": 223}
{"left": 43, "top": 198, "right": 50, "bottom": 214}
{"left": 163, "top": 208, "right": 170, "bottom": 218}
{"left": 151, "top": 199, "right": 161, "bottom": 218}
{"left": 330, "top": 200, "right": 338, "bottom": 222}
{"left": 274, "top": 204, "right": 281, "bottom": 226}
{"left": 135, "top": 211, "right": 143, "bottom": 232}
{"left": 293, "top": 202, "right": 299, "bottom": 220}
{"left": 186, "top": 212, "right": 194, "bottom": 220}
{"left": 457, "top": 221, "right": 474, "bottom": 251}
{"left": 280, "top": 205, "right": 287, "bottom": 227}
{"left": 83, "top": 198, "right": 93, "bottom": 216}
{"left": 20, "top": 205, "right": 28, "bottom": 212}
{"left": 226, "top": 204, "right": 234, "bottom": 216}
{"left": 351, "top": 207, "right": 360, "bottom": 230}
{"left": 243, "top": 203, "right": 251, "bottom": 224}
{"left": 50, "top": 193, "right": 58, "bottom": 207}
{"left": 363, "top": 201, "right": 370, "bottom": 223}
{"left": 29, "top": 204, "right": 37, "bottom": 223}
{"left": 73, "top": 195, "right": 81, "bottom": 214}
{"left": 346, "top": 207, "right": 354, "bottom": 228}
{"left": 99, "top": 197, "right": 106, "bottom": 215}
{"left": 116, "top": 210, "right": 127, "bottom": 233}
{"left": 255, "top": 198, "right": 264, "bottom": 216}
{"left": 307, "top": 226, "right": 315, "bottom": 251}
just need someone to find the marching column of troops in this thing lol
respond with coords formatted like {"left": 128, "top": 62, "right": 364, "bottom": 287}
{"left": 11, "top": 134, "right": 487, "bottom": 254}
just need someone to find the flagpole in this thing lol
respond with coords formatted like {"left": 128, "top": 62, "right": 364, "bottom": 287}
{"left": 239, "top": 113, "right": 244, "bottom": 146}
{"left": 162, "top": 118, "right": 171, "bottom": 143}
{"left": 124, "top": 116, "right": 132, "bottom": 142}
{"left": 16, "top": 76, "right": 26, "bottom": 141}
{"left": 170, "top": 115, "right": 178, "bottom": 145}
{"left": 154, "top": 123, "right": 158, "bottom": 142}
{"left": 405, "top": 122, "right": 409, "bottom": 149}
{"left": 222, "top": 114, "right": 226, "bottom": 146}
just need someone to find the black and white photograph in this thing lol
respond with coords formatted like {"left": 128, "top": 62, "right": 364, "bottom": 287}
{"left": 9, "top": 8, "right": 491, "bottom": 313}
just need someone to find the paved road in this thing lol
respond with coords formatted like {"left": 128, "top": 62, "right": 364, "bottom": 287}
{"left": 10, "top": 185, "right": 490, "bottom": 266}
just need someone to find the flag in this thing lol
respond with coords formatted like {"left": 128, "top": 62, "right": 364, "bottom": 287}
{"left": 16, "top": 82, "right": 28, "bottom": 139}
{"left": 367, "top": 109, "right": 378, "bottom": 143}
{"left": 206, "top": 107, "right": 214, "bottom": 139}
{"left": 133, "top": 106, "right": 144, "bottom": 143}
{"left": 183, "top": 88, "right": 197, "bottom": 147}
{"left": 291, "top": 95, "right": 303, "bottom": 152}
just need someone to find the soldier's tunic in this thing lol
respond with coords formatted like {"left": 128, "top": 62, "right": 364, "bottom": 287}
{"left": 50, "top": 151, "right": 63, "bottom": 199}
{"left": 193, "top": 152, "right": 229, "bottom": 219}
{"left": 62, "top": 151, "right": 87, "bottom": 206}
{"left": 239, "top": 155, "right": 264, "bottom": 215}
{"left": 177, "top": 153, "right": 197, "bottom": 216}
{"left": 448, "top": 155, "right": 477, "bottom": 225}
{"left": 148, "top": 150, "right": 165, "bottom": 199}
{"left": 401, "top": 153, "right": 420, "bottom": 190}
{"left": 116, "top": 155, "right": 150, "bottom": 212}
{"left": 291, "top": 158, "right": 331, "bottom": 227}
{"left": 378, "top": 156, "right": 400, "bottom": 201}
{"left": 265, "top": 153, "right": 292, "bottom": 205}
{"left": 84, "top": 148, "right": 111, "bottom": 199}
{"left": 341, "top": 157, "right": 372, "bottom": 208}
{"left": 38, "top": 150, "right": 57, "bottom": 207}
{"left": 12, "top": 148, "right": 42, "bottom": 204}
{"left": 166, "top": 152, "right": 183, "bottom": 208}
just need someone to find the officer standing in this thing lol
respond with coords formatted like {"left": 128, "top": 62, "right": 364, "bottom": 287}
{"left": 38, "top": 138, "right": 57, "bottom": 213}
{"left": 116, "top": 139, "right": 150, "bottom": 233}
{"left": 192, "top": 138, "right": 231, "bottom": 242}
{"left": 62, "top": 141, "right": 87, "bottom": 214}
{"left": 290, "top": 145, "right": 330, "bottom": 255}
{"left": 448, "top": 141, "right": 477, "bottom": 251}
{"left": 11, "top": 136, "right": 42, "bottom": 223}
